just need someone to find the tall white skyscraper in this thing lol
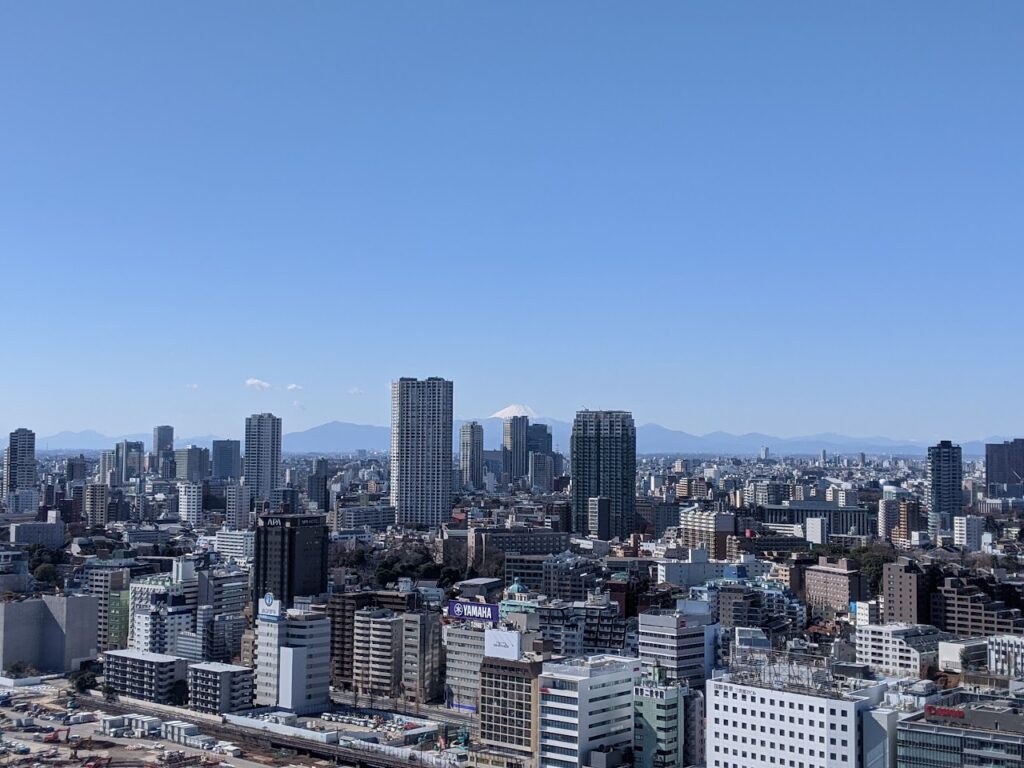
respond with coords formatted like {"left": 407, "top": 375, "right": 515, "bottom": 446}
{"left": 390, "top": 377, "right": 453, "bottom": 527}
{"left": 244, "top": 413, "right": 282, "bottom": 503}
{"left": 178, "top": 482, "right": 203, "bottom": 527}
{"left": 460, "top": 421, "right": 484, "bottom": 490}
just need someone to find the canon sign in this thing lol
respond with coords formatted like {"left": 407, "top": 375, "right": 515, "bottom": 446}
{"left": 925, "top": 705, "right": 965, "bottom": 719}
{"left": 448, "top": 600, "right": 499, "bottom": 624}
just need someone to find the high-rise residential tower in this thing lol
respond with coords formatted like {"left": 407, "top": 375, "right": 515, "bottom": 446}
{"left": 926, "top": 440, "right": 962, "bottom": 539}
{"left": 212, "top": 439, "right": 242, "bottom": 480}
{"left": 570, "top": 410, "right": 636, "bottom": 538}
{"left": 460, "top": 421, "right": 484, "bottom": 491}
{"left": 4, "top": 428, "right": 36, "bottom": 493}
{"left": 389, "top": 377, "right": 453, "bottom": 527}
{"left": 244, "top": 413, "right": 282, "bottom": 503}
{"left": 3, "top": 428, "right": 38, "bottom": 514}
{"left": 502, "top": 415, "right": 529, "bottom": 481}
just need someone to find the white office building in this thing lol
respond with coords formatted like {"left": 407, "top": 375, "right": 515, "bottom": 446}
{"left": 178, "top": 482, "right": 203, "bottom": 527}
{"left": 638, "top": 607, "right": 720, "bottom": 687}
{"left": 855, "top": 623, "right": 950, "bottom": 677}
{"left": 538, "top": 655, "right": 641, "bottom": 768}
{"left": 224, "top": 482, "right": 252, "bottom": 530}
{"left": 389, "top": 377, "right": 453, "bottom": 527}
{"left": 213, "top": 528, "right": 255, "bottom": 562}
{"left": 953, "top": 515, "right": 984, "bottom": 552}
{"left": 988, "top": 634, "right": 1024, "bottom": 676}
{"left": 254, "top": 597, "right": 330, "bottom": 714}
{"left": 707, "top": 656, "right": 892, "bottom": 768}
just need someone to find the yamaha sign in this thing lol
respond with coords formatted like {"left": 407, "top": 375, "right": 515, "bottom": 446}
{"left": 448, "top": 600, "right": 500, "bottom": 624}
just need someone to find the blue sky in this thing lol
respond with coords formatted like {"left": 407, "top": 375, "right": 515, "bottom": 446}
{"left": 2, "top": 3, "right": 1022, "bottom": 441}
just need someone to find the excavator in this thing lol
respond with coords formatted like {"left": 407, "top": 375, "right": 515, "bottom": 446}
{"left": 43, "top": 728, "right": 70, "bottom": 743}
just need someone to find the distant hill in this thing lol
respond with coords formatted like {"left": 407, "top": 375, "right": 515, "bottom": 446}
{"left": 37, "top": 423, "right": 997, "bottom": 456}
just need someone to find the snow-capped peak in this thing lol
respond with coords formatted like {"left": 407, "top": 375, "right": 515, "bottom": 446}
{"left": 490, "top": 404, "right": 539, "bottom": 419}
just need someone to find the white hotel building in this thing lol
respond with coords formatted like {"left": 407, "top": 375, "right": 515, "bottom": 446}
{"left": 707, "top": 656, "right": 892, "bottom": 768}
{"left": 538, "top": 655, "right": 641, "bottom": 768}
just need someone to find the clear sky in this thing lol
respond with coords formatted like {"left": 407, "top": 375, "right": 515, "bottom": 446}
{"left": 2, "top": 3, "right": 1022, "bottom": 441}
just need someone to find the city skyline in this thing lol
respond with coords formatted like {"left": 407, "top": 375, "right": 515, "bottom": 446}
{"left": 3, "top": 3, "right": 1024, "bottom": 440}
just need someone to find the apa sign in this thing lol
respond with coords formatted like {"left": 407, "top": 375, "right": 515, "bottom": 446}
{"left": 448, "top": 600, "right": 499, "bottom": 624}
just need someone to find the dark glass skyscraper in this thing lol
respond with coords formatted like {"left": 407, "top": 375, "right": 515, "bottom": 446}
{"left": 986, "top": 439, "right": 1024, "bottom": 495}
{"left": 212, "top": 439, "right": 242, "bottom": 480}
{"left": 502, "top": 415, "right": 529, "bottom": 482}
{"left": 253, "top": 511, "right": 328, "bottom": 607}
{"left": 570, "top": 410, "right": 636, "bottom": 539}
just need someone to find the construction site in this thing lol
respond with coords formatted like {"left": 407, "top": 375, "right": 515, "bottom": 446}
{"left": 0, "top": 684, "right": 473, "bottom": 768}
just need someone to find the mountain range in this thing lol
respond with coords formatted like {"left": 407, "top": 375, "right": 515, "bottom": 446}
{"left": 36, "top": 421, "right": 997, "bottom": 457}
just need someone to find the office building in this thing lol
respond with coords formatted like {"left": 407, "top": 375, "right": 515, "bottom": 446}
{"left": 987, "top": 634, "right": 1024, "bottom": 676}
{"left": 114, "top": 440, "right": 145, "bottom": 485}
{"left": 460, "top": 421, "right": 484, "bottom": 491}
{"left": 211, "top": 439, "right": 242, "bottom": 481}
{"left": 479, "top": 650, "right": 545, "bottom": 763}
{"left": 390, "top": 377, "right": 453, "bottom": 527}
{"left": 926, "top": 440, "right": 962, "bottom": 538}
{"left": 528, "top": 423, "right": 553, "bottom": 458}
{"left": 855, "top": 624, "right": 950, "bottom": 677}
{"left": 10, "top": 520, "right": 64, "bottom": 549}
{"left": 804, "top": 557, "right": 868, "bottom": 612}
{"left": 244, "top": 412, "right": 282, "bottom": 503}
{"left": 187, "top": 661, "right": 253, "bottom": 714}
{"left": 985, "top": 438, "right": 1024, "bottom": 495}
{"left": 253, "top": 512, "right": 328, "bottom": 607}
{"left": 174, "top": 445, "right": 210, "bottom": 483}
{"left": 570, "top": 410, "right": 636, "bottom": 538}
{"left": 503, "top": 415, "right": 530, "bottom": 482}
{"left": 538, "top": 655, "right": 641, "bottom": 768}
{"left": 103, "top": 649, "right": 189, "bottom": 704}
{"left": 897, "top": 692, "right": 1024, "bottom": 768}
{"left": 882, "top": 558, "right": 934, "bottom": 626}
{"left": 634, "top": 667, "right": 705, "bottom": 768}
{"left": 153, "top": 425, "right": 174, "bottom": 461}
{"left": 213, "top": 528, "right": 255, "bottom": 562}
{"left": 529, "top": 452, "right": 554, "bottom": 494}
{"left": 953, "top": 515, "right": 984, "bottom": 551}
{"left": 224, "top": 481, "right": 251, "bottom": 530}
{"left": 638, "top": 607, "right": 719, "bottom": 687}
{"left": 708, "top": 656, "right": 890, "bottom": 768}
{"left": 178, "top": 482, "right": 203, "bottom": 527}
{"left": 254, "top": 599, "right": 331, "bottom": 714}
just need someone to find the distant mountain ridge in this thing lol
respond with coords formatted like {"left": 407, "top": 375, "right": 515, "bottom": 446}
{"left": 36, "top": 422, "right": 997, "bottom": 456}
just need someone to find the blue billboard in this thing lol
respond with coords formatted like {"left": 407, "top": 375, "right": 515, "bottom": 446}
{"left": 447, "top": 599, "right": 500, "bottom": 624}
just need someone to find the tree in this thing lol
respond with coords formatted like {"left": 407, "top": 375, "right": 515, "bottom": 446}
{"left": 33, "top": 563, "right": 58, "bottom": 584}
{"left": 70, "top": 670, "right": 97, "bottom": 693}
{"left": 169, "top": 679, "right": 189, "bottom": 706}
{"left": 102, "top": 684, "right": 118, "bottom": 702}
